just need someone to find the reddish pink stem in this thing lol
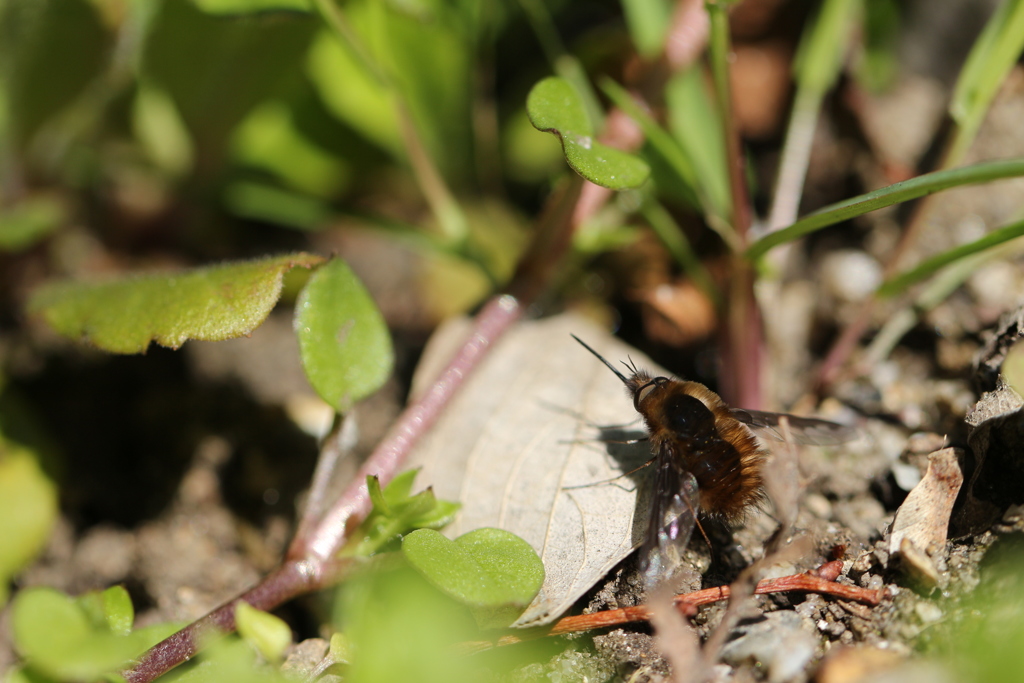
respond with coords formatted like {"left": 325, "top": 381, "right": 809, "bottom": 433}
{"left": 124, "top": 558, "right": 351, "bottom": 682}
{"left": 297, "top": 293, "right": 524, "bottom": 561}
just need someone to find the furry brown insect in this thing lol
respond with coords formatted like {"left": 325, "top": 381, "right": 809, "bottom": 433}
{"left": 572, "top": 335, "right": 854, "bottom": 589}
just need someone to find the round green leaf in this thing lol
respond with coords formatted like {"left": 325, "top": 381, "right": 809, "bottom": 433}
{"left": 11, "top": 588, "right": 147, "bottom": 680}
{"left": 0, "top": 448, "right": 57, "bottom": 606}
{"left": 402, "top": 528, "right": 544, "bottom": 628}
{"left": 28, "top": 253, "right": 324, "bottom": 354}
{"left": 234, "top": 601, "right": 291, "bottom": 664}
{"left": 294, "top": 258, "right": 393, "bottom": 411}
{"left": 527, "top": 77, "right": 650, "bottom": 190}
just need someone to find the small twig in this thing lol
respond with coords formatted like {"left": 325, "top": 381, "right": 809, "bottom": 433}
{"left": 460, "top": 561, "right": 877, "bottom": 655}
{"left": 543, "top": 563, "right": 880, "bottom": 637}
{"left": 289, "top": 414, "right": 357, "bottom": 559}
{"left": 457, "top": 560, "right": 870, "bottom": 655}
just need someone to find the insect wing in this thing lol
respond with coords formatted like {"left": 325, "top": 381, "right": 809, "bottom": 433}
{"left": 729, "top": 408, "right": 856, "bottom": 446}
{"left": 639, "top": 443, "right": 700, "bottom": 591}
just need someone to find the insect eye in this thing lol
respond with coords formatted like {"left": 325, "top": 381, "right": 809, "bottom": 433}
{"left": 633, "top": 377, "right": 668, "bottom": 410}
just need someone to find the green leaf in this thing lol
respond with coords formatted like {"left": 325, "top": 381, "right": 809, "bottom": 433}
{"left": 380, "top": 468, "right": 418, "bottom": 507}
{"left": 527, "top": 77, "right": 650, "bottom": 190}
{"left": 878, "top": 218, "right": 1024, "bottom": 298}
{"left": 231, "top": 102, "right": 349, "bottom": 199}
{"left": 100, "top": 586, "right": 134, "bottom": 636}
{"left": 306, "top": 29, "right": 402, "bottom": 159}
{"left": 746, "top": 158, "right": 1024, "bottom": 260}
{"left": 337, "top": 567, "right": 478, "bottom": 683}
{"left": 0, "top": 447, "right": 57, "bottom": 606}
{"left": 793, "top": 0, "right": 861, "bottom": 95}
{"left": 28, "top": 253, "right": 324, "bottom": 354}
{"left": 948, "top": 0, "right": 1024, "bottom": 164}
{"left": 601, "top": 77, "right": 699, "bottom": 203}
{"left": 132, "top": 82, "right": 194, "bottom": 178}
{"left": 405, "top": 499, "right": 460, "bottom": 531}
{"left": 141, "top": 0, "right": 316, "bottom": 168}
{"left": 11, "top": 588, "right": 149, "bottom": 680}
{"left": 223, "top": 180, "right": 333, "bottom": 231}
{"left": 622, "top": 0, "right": 671, "bottom": 57}
{"left": 76, "top": 586, "right": 134, "bottom": 636}
{"left": 665, "top": 69, "right": 730, "bottom": 219}
{"left": 402, "top": 527, "right": 544, "bottom": 629}
{"left": 2, "top": 0, "right": 111, "bottom": 146}
{"left": 234, "top": 601, "right": 292, "bottom": 664}
{"left": 328, "top": 632, "right": 351, "bottom": 665}
{"left": 294, "top": 258, "right": 393, "bottom": 411}
{"left": 856, "top": 0, "right": 900, "bottom": 91}
{"left": 351, "top": 470, "right": 460, "bottom": 557}
{"left": 367, "top": 475, "right": 391, "bottom": 517}
{"left": 0, "top": 195, "right": 65, "bottom": 253}
{"left": 194, "top": 0, "right": 312, "bottom": 13}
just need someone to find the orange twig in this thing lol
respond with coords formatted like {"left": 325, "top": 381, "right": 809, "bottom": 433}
{"left": 545, "top": 562, "right": 879, "bottom": 637}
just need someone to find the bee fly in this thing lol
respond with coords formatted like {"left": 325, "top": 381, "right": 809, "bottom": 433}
{"left": 571, "top": 335, "right": 855, "bottom": 590}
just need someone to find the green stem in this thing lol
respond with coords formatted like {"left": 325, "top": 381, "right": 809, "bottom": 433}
{"left": 309, "top": 0, "right": 468, "bottom": 244}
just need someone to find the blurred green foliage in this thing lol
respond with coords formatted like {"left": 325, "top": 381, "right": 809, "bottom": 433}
{"left": 6, "top": 0, "right": 1024, "bottom": 680}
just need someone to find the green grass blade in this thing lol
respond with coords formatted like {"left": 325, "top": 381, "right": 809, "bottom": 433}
{"left": 877, "top": 218, "right": 1024, "bottom": 298}
{"left": 947, "top": 0, "right": 1024, "bottom": 165}
{"left": 793, "top": 0, "right": 860, "bottom": 95}
{"left": 746, "top": 158, "right": 1024, "bottom": 260}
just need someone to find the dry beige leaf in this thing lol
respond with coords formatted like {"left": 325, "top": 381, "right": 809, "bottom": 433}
{"left": 407, "top": 314, "right": 666, "bottom": 627}
{"left": 888, "top": 447, "right": 964, "bottom": 558}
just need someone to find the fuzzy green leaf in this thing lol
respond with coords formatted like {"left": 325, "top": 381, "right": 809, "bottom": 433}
{"left": 294, "top": 258, "right": 393, "bottom": 412}
{"left": 527, "top": 77, "right": 650, "bottom": 190}
{"left": 402, "top": 527, "right": 544, "bottom": 629}
{"left": 235, "top": 601, "right": 292, "bottom": 664}
{"left": 0, "top": 448, "right": 57, "bottom": 607}
{"left": 28, "top": 253, "right": 324, "bottom": 354}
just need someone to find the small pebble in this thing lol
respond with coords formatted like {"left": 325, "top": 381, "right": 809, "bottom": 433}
{"left": 914, "top": 601, "right": 943, "bottom": 624}
{"left": 820, "top": 250, "right": 883, "bottom": 303}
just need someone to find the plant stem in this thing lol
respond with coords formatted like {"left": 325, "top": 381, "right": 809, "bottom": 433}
{"left": 123, "top": 558, "right": 353, "bottom": 683}
{"left": 766, "top": 86, "right": 821, "bottom": 232}
{"left": 706, "top": 1, "right": 761, "bottom": 408}
{"left": 122, "top": 175, "right": 584, "bottom": 681}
